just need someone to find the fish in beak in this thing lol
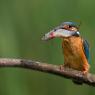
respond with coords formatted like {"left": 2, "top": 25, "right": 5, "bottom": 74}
{"left": 42, "top": 28, "right": 80, "bottom": 41}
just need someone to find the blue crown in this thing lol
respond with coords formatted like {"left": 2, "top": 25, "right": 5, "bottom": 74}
{"left": 62, "top": 22, "right": 78, "bottom": 27}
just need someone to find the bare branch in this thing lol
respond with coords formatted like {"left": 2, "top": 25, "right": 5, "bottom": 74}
{"left": 0, "top": 58, "right": 95, "bottom": 86}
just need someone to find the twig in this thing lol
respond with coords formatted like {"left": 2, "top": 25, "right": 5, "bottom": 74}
{"left": 0, "top": 58, "right": 95, "bottom": 86}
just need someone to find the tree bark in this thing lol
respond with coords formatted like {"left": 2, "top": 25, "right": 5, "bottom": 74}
{"left": 0, "top": 58, "right": 95, "bottom": 86}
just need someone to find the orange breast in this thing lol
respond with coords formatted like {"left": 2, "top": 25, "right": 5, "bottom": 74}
{"left": 62, "top": 37, "right": 89, "bottom": 72}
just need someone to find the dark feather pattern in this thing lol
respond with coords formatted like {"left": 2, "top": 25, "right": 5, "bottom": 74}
{"left": 83, "top": 39, "right": 90, "bottom": 63}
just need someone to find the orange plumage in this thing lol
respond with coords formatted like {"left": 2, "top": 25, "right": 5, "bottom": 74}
{"left": 62, "top": 36, "right": 90, "bottom": 74}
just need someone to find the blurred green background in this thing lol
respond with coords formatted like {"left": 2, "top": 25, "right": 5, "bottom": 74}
{"left": 0, "top": 0, "right": 95, "bottom": 95}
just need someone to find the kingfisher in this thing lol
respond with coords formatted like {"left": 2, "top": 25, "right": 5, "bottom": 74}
{"left": 42, "top": 21, "right": 90, "bottom": 75}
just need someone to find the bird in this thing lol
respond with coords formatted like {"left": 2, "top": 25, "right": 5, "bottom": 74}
{"left": 42, "top": 21, "right": 90, "bottom": 75}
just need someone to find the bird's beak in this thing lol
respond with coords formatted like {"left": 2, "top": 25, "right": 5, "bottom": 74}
{"left": 42, "top": 29, "right": 78, "bottom": 41}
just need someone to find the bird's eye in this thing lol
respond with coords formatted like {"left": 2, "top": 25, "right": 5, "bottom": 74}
{"left": 69, "top": 25, "right": 72, "bottom": 28}
{"left": 54, "top": 29, "right": 57, "bottom": 31}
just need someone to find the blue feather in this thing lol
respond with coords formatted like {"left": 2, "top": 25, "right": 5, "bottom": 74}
{"left": 62, "top": 22, "right": 78, "bottom": 27}
{"left": 83, "top": 39, "right": 90, "bottom": 63}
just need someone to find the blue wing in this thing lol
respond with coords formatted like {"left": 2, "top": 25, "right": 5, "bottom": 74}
{"left": 83, "top": 39, "right": 90, "bottom": 63}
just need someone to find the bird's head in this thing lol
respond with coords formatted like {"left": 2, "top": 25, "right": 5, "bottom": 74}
{"left": 42, "top": 21, "right": 80, "bottom": 41}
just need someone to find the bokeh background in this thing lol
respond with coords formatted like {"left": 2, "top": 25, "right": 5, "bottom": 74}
{"left": 0, "top": 0, "right": 95, "bottom": 95}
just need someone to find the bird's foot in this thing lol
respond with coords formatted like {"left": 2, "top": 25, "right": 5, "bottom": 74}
{"left": 59, "top": 64, "right": 70, "bottom": 71}
{"left": 82, "top": 63, "right": 90, "bottom": 75}
{"left": 59, "top": 65, "right": 64, "bottom": 70}
{"left": 82, "top": 70, "right": 88, "bottom": 75}
{"left": 82, "top": 67, "right": 89, "bottom": 76}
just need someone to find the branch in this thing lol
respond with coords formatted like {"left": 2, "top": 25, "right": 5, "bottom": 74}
{"left": 0, "top": 58, "right": 95, "bottom": 86}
